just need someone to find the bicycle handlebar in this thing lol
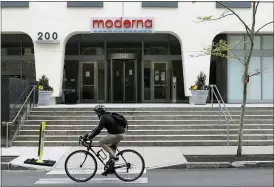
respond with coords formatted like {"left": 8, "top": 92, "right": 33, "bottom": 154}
{"left": 79, "top": 136, "right": 92, "bottom": 147}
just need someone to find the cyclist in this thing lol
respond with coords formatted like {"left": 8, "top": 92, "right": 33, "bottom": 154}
{"left": 83, "top": 105, "right": 126, "bottom": 175}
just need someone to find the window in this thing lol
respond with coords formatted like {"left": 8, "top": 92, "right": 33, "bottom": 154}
{"left": 67, "top": 1, "right": 103, "bottom": 8}
{"left": 142, "top": 1, "right": 178, "bottom": 8}
{"left": 216, "top": 1, "right": 251, "bottom": 8}
{"left": 1, "top": 1, "right": 29, "bottom": 8}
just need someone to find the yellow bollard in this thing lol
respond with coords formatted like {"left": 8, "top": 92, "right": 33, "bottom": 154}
{"left": 36, "top": 121, "right": 46, "bottom": 163}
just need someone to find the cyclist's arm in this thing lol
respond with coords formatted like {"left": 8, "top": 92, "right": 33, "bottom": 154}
{"left": 86, "top": 117, "right": 104, "bottom": 139}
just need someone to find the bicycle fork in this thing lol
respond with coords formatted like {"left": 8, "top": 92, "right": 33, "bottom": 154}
{"left": 80, "top": 152, "right": 89, "bottom": 167}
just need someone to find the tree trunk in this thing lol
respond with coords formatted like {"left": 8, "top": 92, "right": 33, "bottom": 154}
{"left": 237, "top": 67, "right": 249, "bottom": 156}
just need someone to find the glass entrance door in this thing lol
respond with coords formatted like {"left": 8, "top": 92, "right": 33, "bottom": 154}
{"left": 153, "top": 62, "right": 168, "bottom": 102}
{"left": 111, "top": 59, "right": 136, "bottom": 103}
{"left": 80, "top": 62, "right": 97, "bottom": 103}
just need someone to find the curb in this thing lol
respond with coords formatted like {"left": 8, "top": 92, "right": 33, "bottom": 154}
{"left": 6, "top": 163, "right": 54, "bottom": 171}
{"left": 156, "top": 161, "right": 274, "bottom": 169}
{"left": 5, "top": 161, "right": 274, "bottom": 171}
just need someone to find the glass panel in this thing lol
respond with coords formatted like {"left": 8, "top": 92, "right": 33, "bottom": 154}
{"left": 64, "top": 60, "right": 78, "bottom": 90}
{"left": 144, "top": 60, "right": 151, "bottom": 100}
{"left": 144, "top": 34, "right": 169, "bottom": 55}
{"left": 125, "top": 60, "right": 135, "bottom": 102}
{"left": 227, "top": 58, "right": 244, "bottom": 101}
{"left": 22, "top": 60, "right": 36, "bottom": 81}
{"left": 245, "top": 35, "right": 261, "bottom": 50}
{"left": 112, "top": 60, "right": 124, "bottom": 102}
{"left": 80, "top": 42, "right": 104, "bottom": 55}
{"left": 227, "top": 35, "right": 245, "bottom": 50}
{"left": 262, "top": 57, "right": 273, "bottom": 100}
{"left": 22, "top": 42, "right": 34, "bottom": 56}
{"left": 262, "top": 35, "right": 274, "bottom": 50}
{"left": 65, "top": 43, "right": 79, "bottom": 55}
{"left": 98, "top": 60, "right": 105, "bottom": 100}
{"left": 82, "top": 63, "right": 95, "bottom": 85}
{"left": 1, "top": 60, "right": 22, "bottom": 78}
{"left": 172, "top": 60, "right": 185, "bottom": 100}
{"left": 247, "top": 57, "right": 261, "bottom": 100}
{"left": 154, "top": 62, "right": 167, "bottom": 100}
{"left": 82, "top": 86, "right": 94, "bottom": 100}
{"left": 1, "top": 42, "right": 22, "bottom": 55}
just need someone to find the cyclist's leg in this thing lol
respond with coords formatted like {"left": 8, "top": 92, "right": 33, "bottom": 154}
{"left": 99, "top": 134, "right": 124, "bottom": 160}
{"left": 110, "top": 133, "right": 126, "bottom": 154}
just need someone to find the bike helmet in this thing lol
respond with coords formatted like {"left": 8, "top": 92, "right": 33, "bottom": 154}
{"left": 93, "top": 105, "right": 106, "bottom": 118}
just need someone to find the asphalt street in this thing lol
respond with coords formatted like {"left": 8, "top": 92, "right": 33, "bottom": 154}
{"left": 1, "top": 168, "right": 273, "bottom": 187}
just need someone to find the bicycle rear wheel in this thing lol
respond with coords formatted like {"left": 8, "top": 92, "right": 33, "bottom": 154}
{"left": 64, "top": 150, "right": 97, "bottom": 182}
{"left": 113, "top": 149, "right": 145, "bottom": 182}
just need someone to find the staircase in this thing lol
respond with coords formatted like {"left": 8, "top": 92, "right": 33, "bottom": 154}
{"left": 12, "top": 106, "right": 273, "bottom": 146}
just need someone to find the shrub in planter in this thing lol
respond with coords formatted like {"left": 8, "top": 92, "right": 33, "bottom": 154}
{"left": 189, "top": 71, "right": 209, "bottom": 105}
{"left": 37, "top": 75, "right": 53, "bottom": 106}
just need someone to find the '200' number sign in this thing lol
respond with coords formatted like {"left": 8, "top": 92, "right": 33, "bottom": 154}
{"left": 38, "top": 32, "right": 58, "bottom": 40}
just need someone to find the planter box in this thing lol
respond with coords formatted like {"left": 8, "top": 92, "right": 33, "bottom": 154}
{"left": 38, "top": 91, "right": 52, "bottom": 106}
{"left": 190, "top": 90, "right": 209, "bottom": 105}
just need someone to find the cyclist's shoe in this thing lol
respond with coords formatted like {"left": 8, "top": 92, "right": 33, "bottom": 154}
{"left": 101, "top": 168, "right": 114, "bottom": 176}
{"left": 106, "top": 157, "right": 119, "bottom": 165}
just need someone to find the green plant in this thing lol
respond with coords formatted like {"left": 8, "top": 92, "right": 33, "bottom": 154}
{"left": 189, "top": 71, "right": 209, "bottom": 90}
{"left": 38, "top": 75, "right": 53, "bottom": 91}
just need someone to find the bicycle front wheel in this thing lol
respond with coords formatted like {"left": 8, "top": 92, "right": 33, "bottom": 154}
{"left": 64, "top": 150, "right": 97, "bottom": 182}
{"left": 114, "top": 149, "right": 145, "bottom": 182}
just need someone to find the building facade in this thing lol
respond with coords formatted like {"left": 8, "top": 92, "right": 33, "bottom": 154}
{"left": 1, "top": 1, "right": 273, "bottom": 104}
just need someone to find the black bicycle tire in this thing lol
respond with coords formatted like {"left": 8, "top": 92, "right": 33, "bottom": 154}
{"left": 64, "top": 150, "right": 98, "bottom": 182}
{"left": 113, "top": 149, "right": 145, "bottom": 182}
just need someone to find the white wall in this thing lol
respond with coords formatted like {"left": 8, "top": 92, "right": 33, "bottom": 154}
{"left": 2, "top": 2, "right": 273, "bottom": 98}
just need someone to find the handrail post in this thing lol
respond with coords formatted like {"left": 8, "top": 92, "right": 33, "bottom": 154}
{"left": 211, "top": 85, "right": 213, "bottom": 108}
{"left": 218, "top": 105, "right": 221, "bottom": 125}
{"left": 6, "top": 122, "right": 10, "bottom": 147}
{"left": 33, "top": 86, "right": 36, "bottom": 108}
{"left": 226, "top": 119, "right": 230, "bottom": 146}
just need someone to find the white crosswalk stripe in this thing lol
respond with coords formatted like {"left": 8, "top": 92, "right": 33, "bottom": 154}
{"left": 46, "top": 168, "right": 147, "bottom": 175}
{"left": 34, "top": 168, "right": 148, "bottom": 185}
{"left": 35, "top": 177, "right": 148, "bottom": 184}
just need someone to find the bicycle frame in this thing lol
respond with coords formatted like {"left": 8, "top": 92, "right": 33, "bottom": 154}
{"left": 79, "top": 137, "right": 130, "bottom": 171}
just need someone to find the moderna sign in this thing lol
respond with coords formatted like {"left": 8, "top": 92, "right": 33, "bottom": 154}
{"left": 91, "top": 17, "right": 154, "bottom": 33}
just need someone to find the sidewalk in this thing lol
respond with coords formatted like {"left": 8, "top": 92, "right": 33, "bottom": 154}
{"left": 1, "top": 146, "right": 273, "bottom": 171}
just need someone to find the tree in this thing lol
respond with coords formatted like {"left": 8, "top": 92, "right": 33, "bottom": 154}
{"left": 192, "top": 1, "right": 273, "bottom": 156}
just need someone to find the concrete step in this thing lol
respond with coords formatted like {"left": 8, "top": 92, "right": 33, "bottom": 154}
{"left": 15, "top": 134, "right": 273, "bottom": 141}
{"left": 31, "top": 107, "right": 274, "bottom": 112}
{"left": 29, "top": 111, "right": 274, "bottom": 116}
{"left": 20, "top": 124, "right": 274, "bottom": 130}
{"left": 26, "top": 115, "right": 274, "bottom": 120}
{"left": 18, "top": 129, "right": 273, "bottom": 136}
{"left": 11, "top": 140, "right": 274, "bottom": 146}
{"left": 24, "top": 119, "right": 274, "bottom": 125}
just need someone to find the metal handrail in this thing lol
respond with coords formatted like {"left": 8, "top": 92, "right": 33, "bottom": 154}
{"left": 3, "top": 85, "right": 36, "bottom": 147}
{"left": 209, "top": 84, "right": 233, "bottom": 146}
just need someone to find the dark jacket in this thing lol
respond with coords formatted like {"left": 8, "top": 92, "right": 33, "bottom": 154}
{"left": 88, "top": 112, "right": 125, "bottom": 139}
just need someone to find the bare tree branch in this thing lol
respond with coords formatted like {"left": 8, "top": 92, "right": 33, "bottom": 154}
{"left": 255, "top": 2, "right": 259, "bottom": 14}
{"left": 216, "top": 1, "right": 252, "bottom": 40}
{"left": 228, "top": 50, "right": 245, "bottom": 65}
{"left": 255, "top": 21, "right": 274, "bottom": 35}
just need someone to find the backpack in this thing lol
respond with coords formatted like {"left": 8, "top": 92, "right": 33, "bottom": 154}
{"left": 111, "top": 112, "right": 128, "bottom": 131}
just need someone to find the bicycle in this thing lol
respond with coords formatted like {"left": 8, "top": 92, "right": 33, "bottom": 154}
{"left": 64, "top": 135, "right": 145, "bottom": 182}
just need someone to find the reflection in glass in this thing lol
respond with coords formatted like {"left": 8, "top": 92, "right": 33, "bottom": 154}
{"left": 82, "top": 63, "right": 95, "bottom": 85}
{"left": 262, "top": 57, "right": 273, "bottom": 100}
{"left": 1, "top": 61, "right": 22, "bottom": 78}
{"left": 154, "top": 63, "right": 167, "bottom": 100}
{"left": 22, "top": 61, "right": 36, "bottom": 81}
{"left": 112, "top": 60, "right": 124, "bottom": 102}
